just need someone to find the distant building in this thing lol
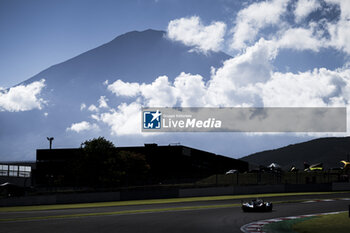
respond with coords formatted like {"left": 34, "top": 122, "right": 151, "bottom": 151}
{"left": 0, "top": 162, "right": 35, "bottom": 188}
{"left": 35, "top": 144, "right": 248, "bottom": 187}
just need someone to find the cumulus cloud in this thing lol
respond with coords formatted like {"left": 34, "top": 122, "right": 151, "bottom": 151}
{"left": 261, "top": 68, "right": 350, "bottom": 107}
{"left": 230, "top": 0, "right": 288, "bottom": 50}
{"left": 164, "top": 65, "right": 346, "bottom": 109}
{"left": 278, "top": 0, "right": 350, "bottom": 55}
{"left": 88, "top": 104, "right": 99, "bottom": 112}
{"left": 109, "top": 74, "right": 203, "bottom": 108}
{"left": 101, "top": 37, "right": 350, "bottom": 135}
{"left": 105, "top": 34, "right": 349, "bottom": 110}
{"left": 107, "top": 38, "right": 277, "bottom": 109}
{"left": 167, "top": 16, "right": 226, "bottom": 53}
{"left": 205, "top": 39, "right": 277, "bottom": 107}
{"left": 328, "top": 21, "right": 350, "bottom": 54}
{"left": 78, "top": 1, "right": 350, "bottom": 136}
{"left": 294, "top": 0, "right": 321, "bottom": 23}
{"left": 91, "top": 114, "right": 100, "bottom": 121}
{"left": 108, "top": 79, "right": 140, "bottom": 97}
{"left": 211, "top": 39, "right": 277, "bottom": 87}
{"left": 276, "top": 27, "right": 324, "bottom": 51}
{"left": 324, "top": 0, "right": 350, "bottom": 54}
{"left": 139, "top": 76, "right": 177, "bottom": 107}
{"left": 108, "top": 76, "right": 177, "bottom": 107}
{"left": 99, "top": 102, "right": 141, "bottom": 135}
{"left": 229, "top": 0, "right": 350, "bottom": 55}
{"left": 66, "top": 121, "right": 99, "bottom": 133}
{"left": 173, "top": 73, "right": 207, "bottom": 107}
{"left": 87, "top": 59, "right": 350, "bottom": 137}
{"left": 166, "top": 1, "right": 349, "bottom": 56}
{"left": 80, "top": 103, "right": 86, "bottom": 111}
{"left": 98, "top": 96, "right": 109, "bottom": 108}
{"left": 0, "top": 79, "right": 46, "bottom": 112}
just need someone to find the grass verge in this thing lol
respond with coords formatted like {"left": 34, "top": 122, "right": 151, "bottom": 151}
{"left": 0, "top": 191, "right": 347, "bottom": 212}
{"left": 292, "top": 212, "right": 350, "bottom": 233}
{"left": 263, "top": 217, "right": 313, "bottom": 233}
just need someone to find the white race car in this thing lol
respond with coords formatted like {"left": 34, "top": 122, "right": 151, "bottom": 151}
{"left": 242, "top": 199, "right": 273, "bottom": 212}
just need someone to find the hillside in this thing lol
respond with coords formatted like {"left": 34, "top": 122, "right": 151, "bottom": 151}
{"left": 240, "top": 137, "right": 350, "bottom": 170}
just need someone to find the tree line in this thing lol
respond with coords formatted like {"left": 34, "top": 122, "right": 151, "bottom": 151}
{"left": 73, "top": 137, "right": 150, "bottom": 188}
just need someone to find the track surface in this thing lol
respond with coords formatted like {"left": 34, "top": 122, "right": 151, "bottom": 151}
{"left": 0, "top": 192, "right": 349, "bottom": 233}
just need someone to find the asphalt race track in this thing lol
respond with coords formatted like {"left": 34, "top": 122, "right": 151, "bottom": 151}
{"left": 0, "top": 192, "right": 349, "bottom": 233}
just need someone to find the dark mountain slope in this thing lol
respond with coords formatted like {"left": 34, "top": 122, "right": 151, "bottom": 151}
{"left": 240, "top": 137, "right": 350, "bottom": 170}
{"left": 22, "top": 29, "right": 230, "bottom": 111}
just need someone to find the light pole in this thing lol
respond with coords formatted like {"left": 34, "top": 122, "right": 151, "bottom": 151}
{"left": 47, "top": 137, "right": 54, "bottom": 149}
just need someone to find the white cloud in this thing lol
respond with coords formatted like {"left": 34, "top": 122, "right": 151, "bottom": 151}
{"left": 108, "top": 79, "right": 140, "bottom": 97}
{"left": 139, "top": 76, "right": 177, "bottom": 107}
{"left": 211, "top": 39, "right": 276, "bottom": 86}
{"left": 228, "top": 0, "right": 348, "bottom": 55}
{"left": 230, "top": 0, "right": 288, "bottom": 50}
{"left": 227, "top": 0, "right": 350, "bottom": 56}
{"left": 294, "top": 0, "right": 321, "bottom": 23}
{"left": 103, "top": 65, "right": 350, "bottom": 134}
{"left": 80, "top": 103, "right": 86, "bottom": 111}
{"left": 276, "top": 27, "right": 324, "bottom": 51}
{"left": 111, "top": 73, "right": 207, "bottom": 108}
{"left": 167, "top": 16, "right": 226, "bottom": 53}
{"left": 173, "top": 73, "right": 207, "bottom": 107}
{"left": 106, "top": 39, "right": 277, "bottom": 110}
{"left": 95, "top": 57, "right": 350, "bottom": 137}
{"left": 101, "top": 34, "right": 350, "bottom": 133}
{"left": 325, "top": 0, "right": 350, "bottom": 54}
{"left": 99, "top": 102, "right": 141, "bottom": 135}
{"left": 88, "top": 104, "right": 99, "bottom": 112}
{"left": 261, "top": 68, "right": 350, "bottom": 107}
{"left": 66, "top": 121, "right": 99, "bottom": 133}
{"left": 91, "top": 114, "right": 100, "bottom": 121}
{"left": 79, "top": 2, "right": 350, "bottom": 135}
{"left": 206, "top": 39, "right": 277, "bottom": 107}
{"left": 0, "top": 79, "right": 46, "bottom": 112}
{"left": 325, "top": 0, "right": 350, "bottom": 18}
{"left": 110, "top": 39, "right": 277, "bottom": 108}
{"left": 328, "top": 21, "right": 350, "bottom": 54}
{"left": 305, "top": 0, "right": 350, "bottom": 54}
{"left": 98, "top": 96, "right": 109, "bottom": 108}
{"left": 227, "top": 0, "right": 350, "bottom": 55}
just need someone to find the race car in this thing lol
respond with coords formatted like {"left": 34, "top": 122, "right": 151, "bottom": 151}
{"left": 241, "top": 198, "right": 273, "bottom": 212}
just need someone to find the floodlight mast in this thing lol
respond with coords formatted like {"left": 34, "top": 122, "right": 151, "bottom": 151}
{"left": 47, "top": 137, "right": 54, "bottom": 149}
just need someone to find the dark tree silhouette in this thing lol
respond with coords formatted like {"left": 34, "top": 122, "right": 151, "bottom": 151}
{"left": 75, "top": 137, "right": 149, "bottom": 188}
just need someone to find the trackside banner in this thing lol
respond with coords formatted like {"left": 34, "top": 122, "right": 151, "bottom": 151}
{"left": 141, "top": 107, "right": 346, "bottom": 132}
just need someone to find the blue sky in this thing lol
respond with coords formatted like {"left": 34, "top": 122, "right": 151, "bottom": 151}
{"left": 0, "top": 0, "right": 243, "bottom": 88}
{"left": 1, "top": 0, "right": 348, "bottom": 87}
{"left": 1, "top": 0, "right": 350, "bottom": 160}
